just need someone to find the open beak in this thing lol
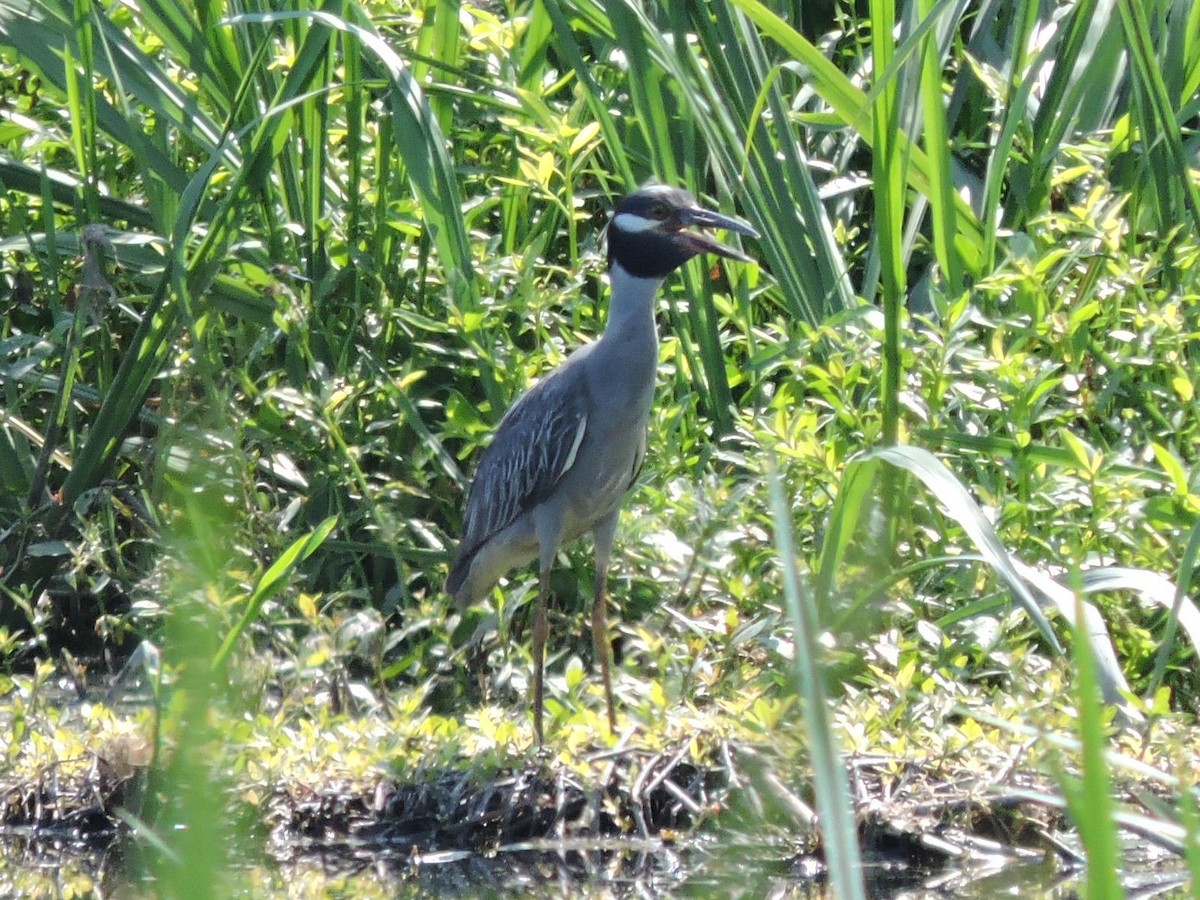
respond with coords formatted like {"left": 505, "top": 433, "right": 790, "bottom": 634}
{"left": 674, "top": 205, "right": 760, "bottom": 262}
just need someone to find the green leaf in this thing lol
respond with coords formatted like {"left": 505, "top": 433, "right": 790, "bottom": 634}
{"left": 212, "top": 517, "right": 339, "bottom": 670}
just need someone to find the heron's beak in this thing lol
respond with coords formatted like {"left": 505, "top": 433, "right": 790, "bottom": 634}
{"left": 673, "top": 205, "right": 760, "bottom": 262}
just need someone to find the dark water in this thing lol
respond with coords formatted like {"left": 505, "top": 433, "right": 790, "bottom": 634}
{"left": 1, "top": 830, "right": 1192, "bottom": 898}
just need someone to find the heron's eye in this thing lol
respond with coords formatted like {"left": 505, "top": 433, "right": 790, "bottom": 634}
{"left": 650, "top": 203, "right": 671, "bottom": 219}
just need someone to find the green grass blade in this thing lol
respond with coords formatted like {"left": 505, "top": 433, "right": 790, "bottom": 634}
{"left": 1014, "top": 562, "right": 1135, "bottom": 710}
{"left": 768, "top": 462, "right": 866, "bottom": 900}
{"left": 978, "top": 0, "right": 1039, "bottom": 269}
{"left": 212, "top": 516, "right": 338, "bottom": 670}
{"left": 1178, "top": 0, "right": 1200, "bottom": 102}
{"left": 1117, "top": 0, "right": 1200, "bottom": 233}
{"left": 0, "top": 159, "right": 154, "bottom": 227}
{"left": 55, "top": 272, "right": 176, "bottom": 512}
{"left": 538, "top": 0, "right": 635, "bottom": 189}
{"left": 1147, "top": 516, "right": 1200, "bottom": 698}
{"left": 225, "top": 9, "right": 476, "bottom": 298}
{"left": 856, "top": 446, "right": 1148, "bottom": 718}
{"left": 812, "top": 440, "right": 887, "bottom": 619}
{"left": 845, "top": 446, "right": 1065, "bottom": 650}
{"left": 1178, "top": 769, "right": 1200, "bottom": 893}
{"left": 1020, "top": 0, "right": 1103, "bottom": 223}
{"left": 869, "top": 0, "right": 905, "bottom": 450}
{"left": 1073, "top": 567, "right": 1200, "bottom": 661}
{"left": 727, "top": 0, "right": 986, "bottom": 270}
{"left": 0, "top": 0, "right": 206, "bottom": 206}
{"left": 916, "top": 0, "right": 962, "bottom": 294}
{"left": 698, "top": 4, "right": 855, "bottom": 314}
{"left": 1059, "top": 580, "right": 1124, "bottom": 900}
{"left": 57, "top": 116, "right": 237, "bottom": 511}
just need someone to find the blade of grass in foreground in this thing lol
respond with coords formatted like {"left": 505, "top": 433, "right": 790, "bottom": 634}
{"left": 1056, "top": 582, "right": 1122, "bottom": 900}
{"left": 1178, "top": 768, "right": 1200, "bottom": 892}
{"left": 768, "top": 461, "right": 865, "bottom": 900}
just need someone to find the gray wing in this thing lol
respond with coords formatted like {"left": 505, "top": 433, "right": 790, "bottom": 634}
{"left": 451, "top": 362, "right": 590, "bottom": 570}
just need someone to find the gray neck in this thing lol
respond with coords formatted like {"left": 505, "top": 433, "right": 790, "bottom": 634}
{"left": 601, "top": 261, "right": 663, "bottom": 346}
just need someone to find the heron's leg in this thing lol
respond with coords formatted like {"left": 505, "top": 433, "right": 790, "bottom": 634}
{"left": 531, "top": 560, "right": 551, "bottom": 746}
{"left": 530, "top": 519, "right": 564, "bottom": 747}
{"left": 592, "top": 511, "right": 620, "bottom": 732}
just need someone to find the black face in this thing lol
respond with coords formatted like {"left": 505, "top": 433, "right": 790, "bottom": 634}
{"left": 606, "top": 185, "right": 759, "bottom": 279}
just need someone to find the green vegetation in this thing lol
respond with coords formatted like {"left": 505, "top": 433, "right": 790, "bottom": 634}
{"left": 1, "top": 0, "right": 1199, "bottom": 894}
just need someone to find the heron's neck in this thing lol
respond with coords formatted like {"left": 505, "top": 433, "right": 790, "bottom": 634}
{"left": 602, "top": 262, "right": 663, "bottom": 347}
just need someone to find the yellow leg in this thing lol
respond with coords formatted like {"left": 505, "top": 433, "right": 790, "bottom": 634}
{"left": 592, "top": 573, "right": 616, "bottom": 732}
{"left": 531, "top": 566, "right": 550, "bottom": 745}
{"left": 591, "top": 510, "right": 619, "bottom": 733}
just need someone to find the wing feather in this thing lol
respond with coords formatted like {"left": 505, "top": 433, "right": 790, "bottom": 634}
{"left": 453, "top": 362, "right": 591, "bottom": 567}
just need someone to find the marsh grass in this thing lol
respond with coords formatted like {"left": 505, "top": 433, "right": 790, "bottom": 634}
{"left": 1, "top": 0, "right": 1199, "bottom": 894}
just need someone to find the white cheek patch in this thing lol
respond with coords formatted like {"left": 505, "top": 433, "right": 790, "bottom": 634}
{"left": 612, "top": 212, "right": 662, "bottom": 233}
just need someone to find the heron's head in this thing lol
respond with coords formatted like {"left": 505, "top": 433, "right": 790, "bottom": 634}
{"left": 606, "top": 184, "right": 758, "bottom": 279}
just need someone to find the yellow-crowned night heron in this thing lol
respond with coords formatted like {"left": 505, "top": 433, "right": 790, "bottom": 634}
{"left": 446, "top": 184, "right": 758, "bottom": 743}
